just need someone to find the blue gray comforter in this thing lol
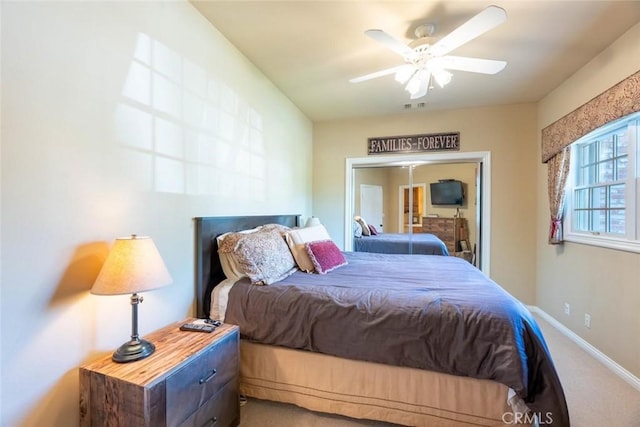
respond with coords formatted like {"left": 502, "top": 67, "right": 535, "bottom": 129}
{"left": 353, "top": 232, "right": 449, "bottom": 255}
{"left": 224, "top": 252, "right": 569, "bottom": 426}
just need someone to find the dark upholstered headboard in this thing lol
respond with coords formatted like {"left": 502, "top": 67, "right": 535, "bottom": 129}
{"left": 194, "top": 214, "right": 301, "bottom": 319}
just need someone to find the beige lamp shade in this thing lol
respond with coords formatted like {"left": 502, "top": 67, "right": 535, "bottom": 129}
{"left": 305, "top": 217, "right": 321, "bottom": 227}
{"left": 91, "top": 235, "right": 173, "bottom": 295}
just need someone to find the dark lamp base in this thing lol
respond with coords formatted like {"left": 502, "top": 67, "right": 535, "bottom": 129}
{"left": 112, "top": 338, "right": 156, "bottom": 363}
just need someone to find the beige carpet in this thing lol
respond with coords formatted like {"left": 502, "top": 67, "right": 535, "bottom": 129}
{"left": 239, "top": 314, "right": 640, "bottom": 426}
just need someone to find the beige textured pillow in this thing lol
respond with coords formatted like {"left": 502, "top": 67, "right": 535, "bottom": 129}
{"left": 217, "top": 226, "right": 263, "bottom": 281}
{"left": 285, "top": 224, "right": 332, "bottom": 272}
{"left": 218, "top": 224, "right": 296, "bottom": 285}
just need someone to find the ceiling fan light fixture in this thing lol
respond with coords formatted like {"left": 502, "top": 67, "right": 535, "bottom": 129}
{"left": 395, "top": 67, "right": 416, "bottom": 84}
{"left": 406, "top": 71, "right": 430, "bottom": 99}
{"left": 405, "top": 75, "right": 422, "bottom": 96}
{"left": 433, "top": 69, "right": 452, "bottom": 88}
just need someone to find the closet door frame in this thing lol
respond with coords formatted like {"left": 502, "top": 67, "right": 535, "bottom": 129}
{"left": 345, "top": 151, "right": 491, "bottom": 275}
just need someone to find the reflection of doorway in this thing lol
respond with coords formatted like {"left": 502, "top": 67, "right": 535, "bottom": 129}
{"left": 345, "top": 151, "right": 491, "bottom": 275}
{"left": 360, "top": 184, "right": 384, "bottom": 232}
{"left": 399, "top": 183, "right": 426, "bottom": 233}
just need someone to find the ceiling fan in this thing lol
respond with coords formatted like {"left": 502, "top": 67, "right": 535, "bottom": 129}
{"left": 350, "top": 5, "right": 507, "bottom": 100}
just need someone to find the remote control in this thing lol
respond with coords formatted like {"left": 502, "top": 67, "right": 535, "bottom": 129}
{"left": 180, "top": 323, "right": 215, "bottom": 333}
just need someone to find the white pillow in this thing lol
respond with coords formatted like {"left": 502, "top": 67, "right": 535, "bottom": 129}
{"left": 354, "top": 216, "right": 371, "bottom": 236}
{"left": 353, "top": 220, "right": 363, "bottom": 238}
{"left": 285, "top": 224, "right": 332, "bottom": 272}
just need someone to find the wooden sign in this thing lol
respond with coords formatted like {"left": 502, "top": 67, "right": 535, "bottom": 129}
{"left": 368, "top": 132, "right": 460, "bottom": 155}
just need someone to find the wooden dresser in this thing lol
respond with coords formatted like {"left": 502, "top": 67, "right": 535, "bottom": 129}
{"left": 422, "top": 217, "right": 468, "bottom": 254}
{"left": 79, "top": 320, "right": 239, "bottom": 427}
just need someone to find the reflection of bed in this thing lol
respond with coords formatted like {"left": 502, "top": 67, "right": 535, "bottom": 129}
{"left": 354, "top": 232, "right": 449, "bottom": 255}
{"left": 194, "top": 215, "right": 569, "bottom": 426}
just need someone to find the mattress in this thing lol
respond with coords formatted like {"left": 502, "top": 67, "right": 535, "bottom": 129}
{"left": 239, "top": 340, "right": 532, "bottom": 426}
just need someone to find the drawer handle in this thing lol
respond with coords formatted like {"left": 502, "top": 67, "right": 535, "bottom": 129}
{"left": 200, "top": 416, "right": 217, "bottom": 427}
{"left": 199, "top": 368, "right": 217, "bottom": 384}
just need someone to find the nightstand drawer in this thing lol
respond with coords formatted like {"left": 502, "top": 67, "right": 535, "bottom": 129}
{"left": 166, "top": 331, "right": 238, "bottom": 426}
{"left": 178, "top": 380, "right": 239, "bottom": 427}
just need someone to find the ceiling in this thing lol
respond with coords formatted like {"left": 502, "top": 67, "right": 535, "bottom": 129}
{"left": 191, "top": 1, "right": 640, "bottom": 122}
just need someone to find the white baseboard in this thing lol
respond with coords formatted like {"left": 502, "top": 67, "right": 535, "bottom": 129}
{"left": 528, "top": 306, "right": 640, "bottom": 392}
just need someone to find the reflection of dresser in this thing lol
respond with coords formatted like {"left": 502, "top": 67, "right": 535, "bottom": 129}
{"left": 422, "top": 217, "right": 468, "bottom": 254}
{"left": 403, "top": 224, "right": 424, "bottom": 233}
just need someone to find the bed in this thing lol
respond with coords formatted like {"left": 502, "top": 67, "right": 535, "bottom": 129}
{"left": 194, "top": 214, "right": 570, "bottom": 427}
{"left": 353, "top": 232, "right": 449, "bottom": 255}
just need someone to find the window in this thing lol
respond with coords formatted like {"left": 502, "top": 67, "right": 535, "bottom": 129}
{"left": 566, "top": 112, "right": 640, "bottom": 252}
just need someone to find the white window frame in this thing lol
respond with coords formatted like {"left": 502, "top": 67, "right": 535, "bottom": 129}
{"left": 564, "top": 112, "right": 640, "bottom": 253}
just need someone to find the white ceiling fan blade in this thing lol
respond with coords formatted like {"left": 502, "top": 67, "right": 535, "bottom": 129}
{"left": 439, "top": 55, "right": 506, "bottom": 74}
{"left": 430, "top": 5, "right": 507, "bottom": 57}
{"left": 350, "top": 64, "right": 410, "bottom": 83}
{"left": 365, "top": 29, "right": 414, "bottom": 57}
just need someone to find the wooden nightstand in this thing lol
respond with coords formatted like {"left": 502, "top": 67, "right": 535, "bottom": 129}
{"left": 79, "top": 319, "right": 239, "bottom": 427}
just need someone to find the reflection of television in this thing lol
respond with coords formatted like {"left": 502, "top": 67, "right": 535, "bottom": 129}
{"left": 430, "top": 180, "right": 464, "bottom": 206}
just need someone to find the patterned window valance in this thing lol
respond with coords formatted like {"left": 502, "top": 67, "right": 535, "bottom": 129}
{"left": 541, "top": 69, "right": 640, "bottom": 163}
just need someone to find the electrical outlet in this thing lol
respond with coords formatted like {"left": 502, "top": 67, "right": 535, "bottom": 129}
{"left": 584, "top": 313, "right": 591, "bottom": 329}
{"left": 564, "top": 303, "right": 570, "bottom": 316}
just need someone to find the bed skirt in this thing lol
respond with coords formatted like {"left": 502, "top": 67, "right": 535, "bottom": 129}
{"left": 239, "top": 341, "right": 532, "bottom": 427}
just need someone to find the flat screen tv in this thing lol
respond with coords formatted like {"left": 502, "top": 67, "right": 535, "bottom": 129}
{"left": 430, "top": 180, "right": 464, "bottom": 206}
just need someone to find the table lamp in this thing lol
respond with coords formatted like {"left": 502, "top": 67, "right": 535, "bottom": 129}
{"left": 305, "top": 217, "right": 321, "bottom": 227}
{"left": 91, "top": 235, "right": 172, "bottom": 363}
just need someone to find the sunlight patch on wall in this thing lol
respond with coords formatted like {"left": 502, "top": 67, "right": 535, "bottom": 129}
{"left": 115, "top": 32, "right": 266, "bottom": 198}
{"left": 115, "top": 104, "right": 153, "bottom": 151}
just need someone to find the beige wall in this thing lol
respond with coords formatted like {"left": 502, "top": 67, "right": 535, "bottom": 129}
{"left": 313, "top": 103, "right": 538, "bottom": 303}
{"left": 0, "top": 2, "right": 312, "bottom": 425}
{"left": 536, "top": 22, "right": 640, "bottom": 377}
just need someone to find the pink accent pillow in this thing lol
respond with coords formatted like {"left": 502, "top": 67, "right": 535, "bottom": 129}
{"left": 284, "top": 224, "right": 332, "bottom": 272}
{"left": 304, "top": 240, "right": 348, "bottom": 274}
{"left": 368, "top": 224, "right": 378, "bottom": 235}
